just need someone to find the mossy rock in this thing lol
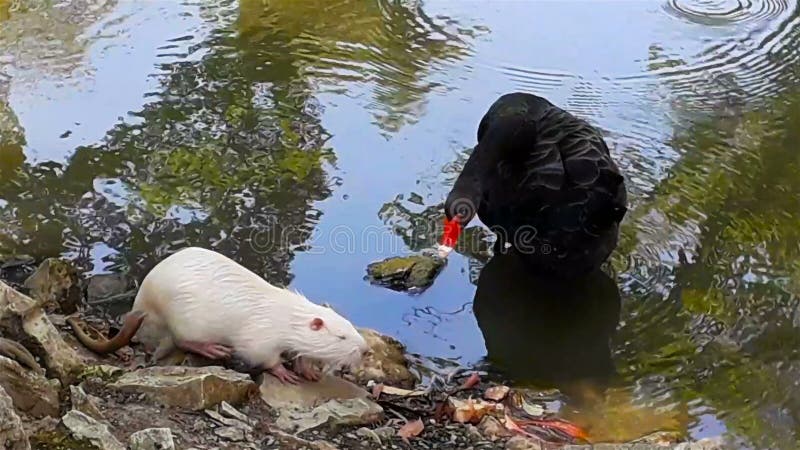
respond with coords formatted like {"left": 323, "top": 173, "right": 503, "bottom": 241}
{"left": 30, "top": 430, "right": 95, "bottom": 450}
{"left": 76, "top": 364, "right": 125, "bottom": 383}
{"left": 365, "top": 254, "right": 445, "bottom": 293}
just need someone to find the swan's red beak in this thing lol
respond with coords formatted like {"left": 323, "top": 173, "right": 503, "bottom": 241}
{"left": 441, "top": 216, "right": 462, "bottom": 248}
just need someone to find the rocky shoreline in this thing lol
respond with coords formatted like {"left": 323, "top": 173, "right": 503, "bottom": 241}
{"left": 0, "top": 256, "right": 726, "bottom": 449}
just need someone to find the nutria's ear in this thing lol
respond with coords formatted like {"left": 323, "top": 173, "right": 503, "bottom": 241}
{"left": 310, "top": 318, "right": 324, "bottom": 331}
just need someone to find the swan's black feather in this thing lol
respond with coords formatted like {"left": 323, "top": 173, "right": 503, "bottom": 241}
{"left": 449, "top": 92, "right": 627, "bottom": 277}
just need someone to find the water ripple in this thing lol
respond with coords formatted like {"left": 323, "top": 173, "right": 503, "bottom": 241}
{"left": 632, "top": 1, "right": 800, "bottom": 112}
{"left": 663, "top": 0, "right": 790, "bottom": 26}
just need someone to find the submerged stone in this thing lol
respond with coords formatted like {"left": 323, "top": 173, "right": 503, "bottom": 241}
{"left": 365, "top": 254, "right": 445, "bottom": 292}
{"left": 86, "top": 274, "right": 135, "bottom": 306}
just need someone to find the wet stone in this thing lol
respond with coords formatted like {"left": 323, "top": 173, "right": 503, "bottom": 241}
{"left": 365, "top": 254, "right": 445, "bottom": 293}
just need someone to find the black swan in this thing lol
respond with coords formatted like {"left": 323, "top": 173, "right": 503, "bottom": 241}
{"left": 444, "top": 92, "right": 627, "bottom": 278}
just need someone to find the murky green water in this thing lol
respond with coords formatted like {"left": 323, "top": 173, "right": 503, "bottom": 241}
{"left": 2, "top": 0, "right": 800, "bottom": 447}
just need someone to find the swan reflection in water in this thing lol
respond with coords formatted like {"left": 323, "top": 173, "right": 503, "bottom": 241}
{"left": 473, "top": 251, "right": 696, "bottom": 441}
{"left": 473, "top": 250, "right": 621, "bottom": 388}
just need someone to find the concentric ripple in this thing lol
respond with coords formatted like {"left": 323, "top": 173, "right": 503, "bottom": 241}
{"left": 612, "top": 0, "right": 800, "bottom": 116}
{"left": 663, "top": 0, "right": 789, "bottom": 26}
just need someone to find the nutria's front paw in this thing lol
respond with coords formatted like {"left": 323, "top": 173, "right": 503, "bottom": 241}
{"left": 269, "top": 363, "right": 301, "bottom": 384}
{"left": 297, "top": 365, "right": 321, "bottom": 382}
{"left": 294, "top": 357, "right": 322, "bottom": 382}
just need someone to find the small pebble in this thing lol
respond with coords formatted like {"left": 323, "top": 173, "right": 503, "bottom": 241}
{"left": 219, "top": 401, "right": 252, "bottom": 424}
{"left": 355, "top": 427, "right": 381, "bottom": 444}
{"left": 465, "top": 424, "right": 483, "bottom": 442}
{"left": 214, "top": 426, "right": 245, "bottom": 441}
{"left": 373, "top": 426, "right": 395, "bottom": 441}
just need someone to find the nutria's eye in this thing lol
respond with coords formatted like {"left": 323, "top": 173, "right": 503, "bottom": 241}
{"left": 338, "top": 335, "right": 346, "bottom": 340}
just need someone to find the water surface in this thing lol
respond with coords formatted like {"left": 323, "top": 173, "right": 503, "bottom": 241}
{"left": 2, "top": 0, "right": 800, "bottom": 447}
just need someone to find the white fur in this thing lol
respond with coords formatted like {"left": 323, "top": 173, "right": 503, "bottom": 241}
{"left": 132, "top": 247, "right": 368, "bottom": 371}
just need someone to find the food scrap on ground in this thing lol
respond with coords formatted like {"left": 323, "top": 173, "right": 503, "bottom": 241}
{"left": 397, "top": 418, "right": 425, "bottom": 442}
{"left": 484, "top": 385, "right": 510, "bottom": 401}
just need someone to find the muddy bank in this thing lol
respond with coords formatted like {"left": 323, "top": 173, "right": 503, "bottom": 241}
{"left": 0, "top": 256, "right": 726, "bottom": 449}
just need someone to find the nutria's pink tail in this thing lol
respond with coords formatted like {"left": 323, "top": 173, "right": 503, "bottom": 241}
{"left": 67, "top": 311, "right": 147, "bottom": 354}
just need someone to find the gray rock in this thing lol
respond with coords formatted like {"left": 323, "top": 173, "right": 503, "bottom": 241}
{"left": 0, "top": 353, "right": 60, "bottom": 417}
{"left": 351, "top": 328, "right": 418, "bottom": 388}
{"left": 260, "top": 373, "right": 383, "bottom": 433}
{"left": 204, "top": 409, "right": 252, "bottom": 431}
{"left": 505, "top": 435, "right": 542, "bottom": 450}
{"left": 219, "top": 401, "right": 252, "bottom": 425}
{"left": 355, "top": 427, "right": 382, "bottom": 444}
{"left": 61, "top": 410, "right": 125, "bottom": 450}
{"left": 373, "top": 426, "right": 396, "bottom": 441}
{"left": 129, "top": 428, "right": 175, "bottom": 450}
{"left": 23, "top": 257, "right": 81, "bottom": 314}
{"left": 0, "top": 337, "right": 43, "bottom": 373}
{"left": 260, "top": 373, "right": 371, "bottom": 409}
{"left": 0, "top": 280, "right": 85, "bottom": 384}
{"left": 274, "top": 397, "right": 383, "bottom": 433}
{"left": 465, "top": 424, "right": 484, "bottom": 442}
{"left": 213, "top": 426, "right": 245, "bottom": 441}
{"left": 86, "top": 274, "right": 134, "bottom": 305}
{"left": 0, "top": 385, "right": 30, "bottom": 450}
{"left": 109, "top": 366, "right": 257, "bottom": 410}
{"left": 272, "top": 429, "right": 340, "bottom": 450}
{"left": 314, "top": 442, "right": 339, "bottom": 450}
{"left": 69, "top": 384, "right": 105, "bottom": 420}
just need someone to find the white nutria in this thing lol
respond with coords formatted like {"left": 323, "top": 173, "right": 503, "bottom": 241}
{"left": 68, "top": 246, "right": 369, "bottom": 384}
